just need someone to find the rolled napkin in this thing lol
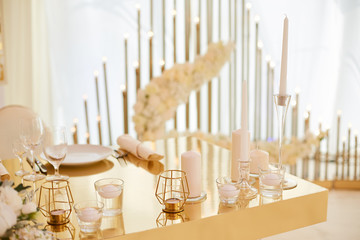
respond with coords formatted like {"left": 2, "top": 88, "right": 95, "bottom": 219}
{"left": 250, "top": 149, "right": 269, "bottom": 174}
{"left": 0, "top": 162, "right": 10, "bottom": 181}
{"left": 117, "top": 135, "right": 164, "bottom": 161}
{"left": 117, "top": 150, "right": 164, "bottom": 175}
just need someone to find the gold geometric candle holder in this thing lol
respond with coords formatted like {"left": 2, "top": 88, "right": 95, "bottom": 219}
{"left": 156, "top": 211, "right": 186, "bottom": 227}
{"left": 38, "top": 180, "right": 74, "bottom": 225}
{"left": 155, "top": 170, "right": 190, "bottom": 213}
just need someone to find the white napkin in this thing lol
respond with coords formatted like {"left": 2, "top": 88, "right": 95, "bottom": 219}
{"left": 0, "top": 162, "right": 10, "bottom": 181}
{"left": 117, "top": 135, "right": 163, "bottom": 161}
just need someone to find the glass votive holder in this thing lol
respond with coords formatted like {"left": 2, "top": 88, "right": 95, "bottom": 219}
{"left": 74, "top": 200, "right": 104, "bottom": 233}
{"left": 216, "top": 177, "right": 241, "bottom": 204}
{"left": 259, "top": 163, "right": 286, "bottom": 199}
{"left": 94, "top": 178, "right": 124, "bottom": 216}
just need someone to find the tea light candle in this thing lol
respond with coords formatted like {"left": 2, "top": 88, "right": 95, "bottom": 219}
{"left": 164, "top": 198, "right": 181, "bottom": 212}
{"left": 219, "top": 184, "right": 240, "bottom": 198}
{"left": 181, "top": 151, "right": 201, "bottom": 198}
{"left": 250, "top": 149, "right": 269, "bottom": 174}
{"left": 49, "top": 209, "right": 67, "bottom": 224}
{"left": 262, "top": 174, "right": 282, "bottom": 186}
{"left": 98, "top": 184, "right": 122, "bottom": 199}
{"left": 78, "top": 207, "right": 102, "bottom": 222}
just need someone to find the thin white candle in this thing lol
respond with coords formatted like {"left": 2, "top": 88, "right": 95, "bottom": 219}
{"left": 279, "top": 16, "right": 288, "bottom": 96}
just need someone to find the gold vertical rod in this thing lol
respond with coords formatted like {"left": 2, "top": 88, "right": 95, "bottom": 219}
{"left": 336, "top": 112, "right": 341, "bottom": 179}
{"left": 207, "top": 0, "right": 213, "bottom": 133}
{"left": 83, "top": 97, "right": 90, "bottom": 143}
{"left": 342, "top": 140, "right": 345, "bottom": 180}
{"left": 218, "top": 0, "right": 221, "bottom": 132}
{"left": 185, "top": 0, "right": 191, "bottom": 130}
{"left": 325, "top": 129, "right": 329, "bottom": 180}
{"left": 229, "top": 0, "right": 232, "bottom": 134}
{"left": 347, "top": 126, "right": 351, "bottom": 179}
{"left": 149, "top": 33, "right": 153, "bottom": 80}
{"left": 123, "top": 91, "right": 128, "bottom": 134}
{"left": 97, "top": 116, "right": 102, "bottom": 145}
{"left": 355, "top": 134, "right": 358, "bottom": 180}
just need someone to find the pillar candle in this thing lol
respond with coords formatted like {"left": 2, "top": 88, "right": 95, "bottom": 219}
{"left": 148, "top": 31, "right": 153, "bottom": 81}
{"left": 181, "top": 151, "right": 202, "bottom": 198}
{"left": 97, "top": 115, "right": 102, "bottom": 145}
{"left": 83, "top": 95, "right": 90, "bottom": 143}
{"left": 279, "top": 16, "right": 288, "bottom": 96}
{"left": 250, "top": 149, "right": 269, "bottom": 174}
{"left": 231, "top": 129, "right": 250, "bottom": 182}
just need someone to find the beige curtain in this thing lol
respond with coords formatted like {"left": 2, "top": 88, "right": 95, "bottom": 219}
{"left": 0, "top": 0, "right": 52, "bottom": 126}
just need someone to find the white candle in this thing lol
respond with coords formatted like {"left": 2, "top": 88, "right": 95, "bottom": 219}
{"left": 98, "top": 184, "right": 122, "bottom": 199}
{"left": 231, "top": 129, "right": 250, "bottom": 182}
{"left": 262, "top": 173, "right": 282, "bottom": 186}
{"left": 78, "top": 207, "right": 102, "bottom": 222}
{"left": 219, "top": 184, "right": 240, "bottom": 198}
{"left": 279, "top": 16, "right": 288, "bottom": 96}
{"left": 250, "top": 149, "right": 269, "bottom": 174}
{"left": 240, "top": 80, "right": 249, "bottom": 162}
{"left": 181, "top": 151, "right": 201, "bottom": 198}
{"left": 165, "top": 198, "right": 180, "bottom": 204}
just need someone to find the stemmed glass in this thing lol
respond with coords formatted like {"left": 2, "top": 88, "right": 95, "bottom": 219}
{"left": 20, "top": 117, "right": 46, "bottom": 182}
{"left": 43, "top": 126, "right": 69, "bottom": 181}
{"left": 12, "top": 140, "right": 30, "bottom": 177}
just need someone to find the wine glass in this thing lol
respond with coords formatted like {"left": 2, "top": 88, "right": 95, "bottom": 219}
{"left": 20, "top": 117, "right": 46, "bottom": 182}
{"left": 12, "top": 140, "right": 30, "bottom": 177}
{"left": 43, "top": 126, "right": 69, "bottom": 181}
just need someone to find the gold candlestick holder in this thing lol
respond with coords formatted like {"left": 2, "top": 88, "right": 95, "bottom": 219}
{"left": 38, "top": 180, "right": 74, "bottom": 225}
{"left": 155, "top": 170, "right": 190, "bottom": 213}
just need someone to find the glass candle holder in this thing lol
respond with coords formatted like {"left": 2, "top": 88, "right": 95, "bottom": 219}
{"left": 259, "top": 163, "right": 285, "bottom": 198}
{"left": 94, "top": 178, "right": 124, "bottom": 216}
{"left": 155, "top": 170, "right": 190, "bottom": 213}
{"left": 74, "top": 200, "right": 104, "bottom": 233}
{"left": 38, "top": 180, "right": 74, "bottom": 225}
{"left": 216, "top": 177, "right": 241, "bottom": 204}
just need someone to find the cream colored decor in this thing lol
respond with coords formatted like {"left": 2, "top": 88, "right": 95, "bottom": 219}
{"left": 133, "top": 41, "right": 235, "bottom": 141}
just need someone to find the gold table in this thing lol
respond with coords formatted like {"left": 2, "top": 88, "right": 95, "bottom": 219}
{"left": 3, "top": 136, "right": 328, "bottom": 240}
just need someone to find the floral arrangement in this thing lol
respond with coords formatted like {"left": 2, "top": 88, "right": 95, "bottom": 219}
{"left": 0, "top": 181, "right": 52, "bottom": 240}
{"left": 165, "top": 130, "right": 322, "bottom": 166}
{"left": 133, "top": 41, "right": 235, "bottom": 140}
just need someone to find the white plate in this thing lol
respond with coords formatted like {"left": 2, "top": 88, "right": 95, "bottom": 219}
{"left": 61, "top": 144, "right": 113, "bottom": 166}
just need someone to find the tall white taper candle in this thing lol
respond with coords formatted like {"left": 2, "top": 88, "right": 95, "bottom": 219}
{"left": 279, "top": 16, "right": 288, "bottom": 96}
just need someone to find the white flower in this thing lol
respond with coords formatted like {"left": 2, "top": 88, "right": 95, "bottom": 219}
{"left": 0, "top": 202, "right": 17, "bottom": 237}
{"left": 0, "top": 186, "right": 23, "bottom": 216}
{"left": 21, "top": 202, "right": 37, "bottom": 215}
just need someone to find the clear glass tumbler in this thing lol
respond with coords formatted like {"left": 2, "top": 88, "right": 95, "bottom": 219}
{"left": 74, "top": 200, "right": 104, "bottom": 233}
{"left": 94, "top": 178, "right": 124, "bottom": 216}
{"left": 216, "top": 177, "right": 241, "bottom": 204}
{"left": 259, "top": 163, "right": 285, "bottom": 198}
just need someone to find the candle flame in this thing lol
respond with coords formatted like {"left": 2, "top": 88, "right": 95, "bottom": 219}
{"left": 337, "top": 110, "right": 342, "bottom": 116}
{"left": 348, "top": 123, "right": 352, "bottom": 129}
{"left": 71, "top": 127, "right": 76, "bottom": 133}
{"left": 254, "top": 15, "right": 260, "bottom": 23}
{"left": 257, "top": 41, "right": 263, "bottom": 49}
{"left": 306, "top": 104, "right": 312, "bottom": 112}
{"left": 246, "top": 3, "right": 252, "bottom": 10}
{"left": 120, "top": 84, "right": 126, "bottom": 92}
{"left": 82, "top": 94, "right": 88, "bottom": 100}
{"left": 291, "top": 100, "right": 296, "bottom": 107}
{"left": 270, "top": 61, "right": 275, "bottom": 68}
{"left": 314, "top": 130, "right": 320, "bottom": 136}
{"left": 342, "top": 136, "right": 346, "bottom": 142}
{"left": 194, "top": 16, "right": 200, "bottom": 24}
{"left": 172, "top": 9, "right": 177, "bottom": 16}
{"left": 295, "top": 86, "right": 301, "bottom": 94}
{"left": 355, "top": 130, "right": 358, "bottom": 136}
{"left": 73, "top": 118, "right": 79, "bottom": 124}
{"left": 85, "top": 132, "right": 90, "bottom": 138}
{"left": 135, "top": 3, "right": 141, "bottom": 9}
{"left": 148, "top": 31, "right": 154, "bottom": 38}
{"left": 94, "top": 70, "right": 99, "bottom": 77}
{"left": 304, "top": 112, "right": 309, "bottom": 119}
{"left": 265, "top": 55, "right": 271, "bottom": 62}
{"left": 124, "top": 33, "right": 129, "bottom": 39}
{"left": 133, "top": 61, "right": 139, "bottom": 68}
{"left": 102, "top": 56, "right": 107, "bottom": 62}
{"left": 97, "top": 115, "right": 101, "bottom": 121}
{"left": 160, "top": 59, "right": 165, "bottom": 66}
